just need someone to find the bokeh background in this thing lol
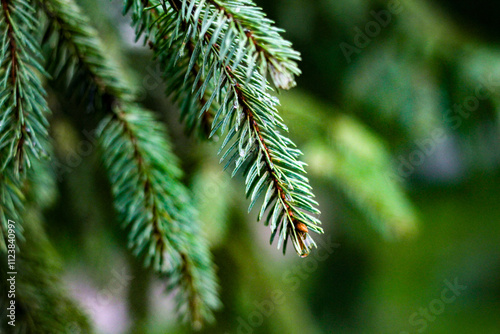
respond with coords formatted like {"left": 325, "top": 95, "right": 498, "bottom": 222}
{"left": 44, "top": 0, "right": 500, "bottom": 333}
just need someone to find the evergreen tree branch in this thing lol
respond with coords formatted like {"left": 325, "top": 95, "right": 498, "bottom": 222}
{"left": 125, "top": 0, "right": 322, "bottom": 257}
{"left": 38, "top": 0, "right": 219, "bottom": 325}
{"left": 166, "top": 0, "right": 301, "bottom": 89}
{"left": 0, "top": 0, "right": 51, "bottom": 177}
{"left": 203, "top": 0, "right": 301, "bottom": 89}
{"left": 97, "top": 106, "right": 219, "bottom": 326}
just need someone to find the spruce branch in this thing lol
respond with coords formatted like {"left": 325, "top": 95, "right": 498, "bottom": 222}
{"left": 39, "top": 0, "right": 219, "bottom": 325}
{"left": 125, "top": 0, "right": 322, "bottom": 256}
{"left": 97, "top": 106, "right": 219, "bottom": 326}
{"left": 165, "top": 0, "right": 300, "bottom": 89}
{"left": 0, "top": 0, "right": 51, "bottom": 177}
{"left": 127, "top": 0, "right": 300, "bottom": 89}
{"left": 204, "top": 0, "right": 301, "bottom": 89}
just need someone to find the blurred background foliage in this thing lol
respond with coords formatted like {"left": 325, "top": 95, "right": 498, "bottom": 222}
{"left": 40, "top": 0, "right": 500, "bottom": 333}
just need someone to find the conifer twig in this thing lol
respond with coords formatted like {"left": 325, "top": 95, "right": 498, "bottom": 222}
{"left": 0, "top": 0, "right": 51, "bottom": 176}
{"left": 125, "top": 0, "right": 322, "bottom": 256}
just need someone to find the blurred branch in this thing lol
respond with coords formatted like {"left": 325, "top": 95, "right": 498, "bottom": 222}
{"left": 281, "top": 91, "right": 418, "bottom": 238}
{"left": 0, "top": 171, "right": 92, "bottom": 333}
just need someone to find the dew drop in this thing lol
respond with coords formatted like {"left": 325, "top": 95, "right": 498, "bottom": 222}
{"left": 237, "top": 110, "right": 245, "bottom": 123}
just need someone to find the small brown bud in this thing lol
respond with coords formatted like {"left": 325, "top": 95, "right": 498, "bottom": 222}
{"left": 296, "top": 222, "right": 308, "bottom": 233}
